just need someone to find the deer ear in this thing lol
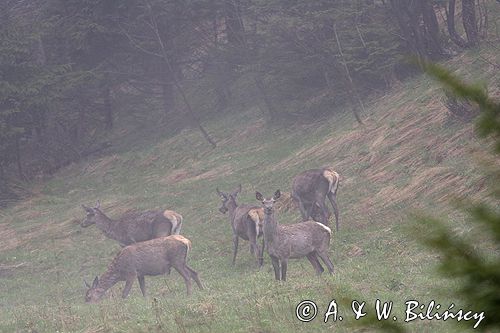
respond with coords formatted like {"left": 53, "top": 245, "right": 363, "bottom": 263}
{"left": 84, "top": 279, "right": 91, "bottom": 289}
{"left": 216, "top": 188, "right": 223, "bottom": 197}
{"left": 274, "top": 190, "right": 281, "bottom": 200}
{"left": 256, "top": 192, "right": 263, "bottom": 201}
{"left": 95, "top": 200, "right": 101, "bottom": 209}
{"left": 82, "top": 204, "right": 93, "bottom": 213}
{"left": 92, "top": 276, "right": 99, "bottom": 288}
{"left": 232, "top": 184, "right": 242, "bottom": 197}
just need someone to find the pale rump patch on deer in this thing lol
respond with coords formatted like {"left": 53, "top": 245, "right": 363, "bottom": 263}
{"left": 163, "top": 210, "right": 182, "bottom": 235}
{"left": 323, "top": 169, "right": 340, "bottom": 194}
{"left": 168, "top": 235, "right": 192, "bottom": 251}
{"left": 292, "top": 168, "right": 340, "bottom": 230}
{"left": 314, "top": 221, "right": 332, "bottom": 235}
{"left": 248, "top": 208, "right": 264, "bottom": 235}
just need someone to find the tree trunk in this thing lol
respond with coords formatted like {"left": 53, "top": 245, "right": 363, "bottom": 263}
{"left": 446, "top": 0, "right": 468, "bottom": 48}
{"left": 215, "top": 84, "right": 229, "bottom": 112}
{"left": 420, "top": 0, "right": 443, "bottom": 58}
{"left": 332, "top": 24, "right": 364, "bottom": 124}
{"left": 254, "top": 76, "right": 278, "bottom": 121}
{"left": 477, "top": 0, "right": 488, "bottom": 39}
{"left": 462, "top": 0, "right": 479, "bottom": 47}
{"left": 224, "top": 0, "right": 245, "bottom": 46}
{"left": 147, "top": 8, "right": 217, "bottom": 148}
{"left": 14, "top": 136, "right": 25, "bottom": 180}
{"left": 212, "top": 12, "right": 231, "bottom": 113}
{"left": 390, "top": 0, "right": 424, "bottom": 60}
{"left": 103, "top": 86, "right": 113, "bottom": 131}
{"left": 390, "top": 0, "right": 444, "bottom": 61}
{"left": 161, "top": 80, "right": 175, "bottom": 118}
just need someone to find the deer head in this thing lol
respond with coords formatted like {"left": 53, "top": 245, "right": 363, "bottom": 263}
{"left": 84, "top": 276, "right": 104, "bottom": 303}
{"left": 216, "top": 185, "right": 241, "bottom": 214}
{"left": 256, "top": 190, "right": 281, "bottom": 215}
{"left": 80, "top": 201, "right": 101, "bottom": 227}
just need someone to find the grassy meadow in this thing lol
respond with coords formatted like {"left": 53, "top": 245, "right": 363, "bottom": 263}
{"left": 0, "top": 47, "right": 498, "bottom": 332}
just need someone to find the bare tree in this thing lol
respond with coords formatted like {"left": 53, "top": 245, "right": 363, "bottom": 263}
{"left": 462, "top": 0, "right": 479, "bottom": 47}
{"left": 446, "top": 0, "right": 468, "bottom": 48}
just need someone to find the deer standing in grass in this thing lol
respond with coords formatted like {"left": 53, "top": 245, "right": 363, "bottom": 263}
{"left": 81, "top": 201, "right": 183, "bottom": 247}
{"left": 256, "top": 190, "right": 334, "bottom": 281}
{"left": 292, "top": 168, "right": 340, "bottom": 231}
{"left": 84, "top": 235, "right": 203, "bottom": 303}
{"left": 216, "top": 185, "right": 265, "bottom": 267}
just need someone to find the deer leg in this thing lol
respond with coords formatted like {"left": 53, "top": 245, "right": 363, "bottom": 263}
{"left": 247, "top": 221, "right": 261, "bottom": 267}
{"left": 270, "top": 255, "right": 281, "bottom": 280}
{"left": 250, "top": 241, "right": 261, "bottom": 267}
{"left": 138, "top": 275, "right": 146, "bottom": 297}
{"left": 296, "top": 198, "right": 309, "bottom": 221}
{"left": 316, "top": 199, "right": 329, "bottom": 226}
{"left": 186, "top": 265, "right": 204, "bottom": 290}
{"left": 317, "top": 252, "right": 335, "bottom": 275}
{"left": 327, "top": 192, "right": 339, "bottom": 232}
{"left": 306, "top": 252, "right": 324, "bottom": 275}
{"left": 305, "top": 203, "right": 314, "bottom": 221}
{"left": 258, "top": 237, "right": 265, "bottom": 268}
{"left": 122, "top": 274, "right": 136, "bottom": 298}
{"left": 232, "top": 234, "right": 239, "bottom": 265}
{"left": 174, "top": 265, "right": 193, "bottom": 296}
{"left": 281, "top": 259, "right": 288, "bottom": 281}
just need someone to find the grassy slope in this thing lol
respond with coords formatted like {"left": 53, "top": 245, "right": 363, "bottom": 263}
{"left": 0, "top": 47, "right": 498, "bottom": 333}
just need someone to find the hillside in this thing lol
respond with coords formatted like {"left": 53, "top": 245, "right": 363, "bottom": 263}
{"left": 0, "top": 47, "right": 498, "bottom": 333}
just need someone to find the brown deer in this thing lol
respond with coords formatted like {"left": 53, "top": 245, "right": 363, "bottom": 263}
{"left": 256, "top": 190, "right": 334, "bottom": 281}
{"left": 216, "top": 185, "right": 265, "bottom": 267}
{"left": 80, "top": 201, "right": 182, "bottom": 247}
{"left": 292, "top": 168, "right": 340, "bottom": 231}
{"left": 84, "top": 235, "right": 203, "bottom": 303}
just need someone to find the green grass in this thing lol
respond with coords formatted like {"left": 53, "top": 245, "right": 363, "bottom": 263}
{"left": 0, "top": 47, "right": 498, "bottom": 333}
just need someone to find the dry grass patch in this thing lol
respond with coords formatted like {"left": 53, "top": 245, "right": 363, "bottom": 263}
{"left": 217, "top": 119, "right": 265, "bottom": 147}
{"left": 0, "top": 223, "right": 21, "bottom": 252}
{"left": 84, "top": 155, "right": 121, "bottom": 175}
{"left": 160, "top": 164, "right": 233, "bottom": 185}
{"left": 190, "top": 164, "right": 233, "bottom": 182}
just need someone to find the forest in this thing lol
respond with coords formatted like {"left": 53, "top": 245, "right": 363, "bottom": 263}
{"left": 0, "top": 0, "right": 492, "bottom": 200}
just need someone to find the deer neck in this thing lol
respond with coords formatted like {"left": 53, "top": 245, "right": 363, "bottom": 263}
{"left": 227, "top": 199, "right": 238, "bottom": 223}
{"left": 263, "top": 211, "right": 278, "bottom": 245}
{"left": 94, "top": 210, "right": 115, "bottom": 237}
{"left": 96, "top": 267, "right": 121, "bottom": 294}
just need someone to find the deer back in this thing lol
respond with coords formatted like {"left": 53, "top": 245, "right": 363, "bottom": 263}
{"left": 115, "top": 236, "right": 190, "bottom": 276}
{"left": 111, "top": 210, "right": 160, "bottom": 245}
{"left": 270, "top": 221, "right": 331, "bottom": 259}
{"left": 292, "top": 169, "right": 332, "bottom": 203}
{"left": 106, "top": 209, "right": 184, "bottom": 245}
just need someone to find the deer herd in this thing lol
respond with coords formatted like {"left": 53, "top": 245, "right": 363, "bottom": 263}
{"left": 81, "top": 167, "right": 340, "bottom": 303}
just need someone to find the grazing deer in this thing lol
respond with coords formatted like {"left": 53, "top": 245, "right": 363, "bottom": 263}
{"left": 256, "top": 190, "right": 334, "bottom": 281}
{"left": 80, "top": 201, "right": 183, "bottom": 247}
{"left": 84, "top": 235, "right": 203, "bottom": 303}
{"left": 292, "top": 168, "right": 340, "bottom": 231}
{"left": 216, "top": 185, "right": 265, "bottom": 267}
